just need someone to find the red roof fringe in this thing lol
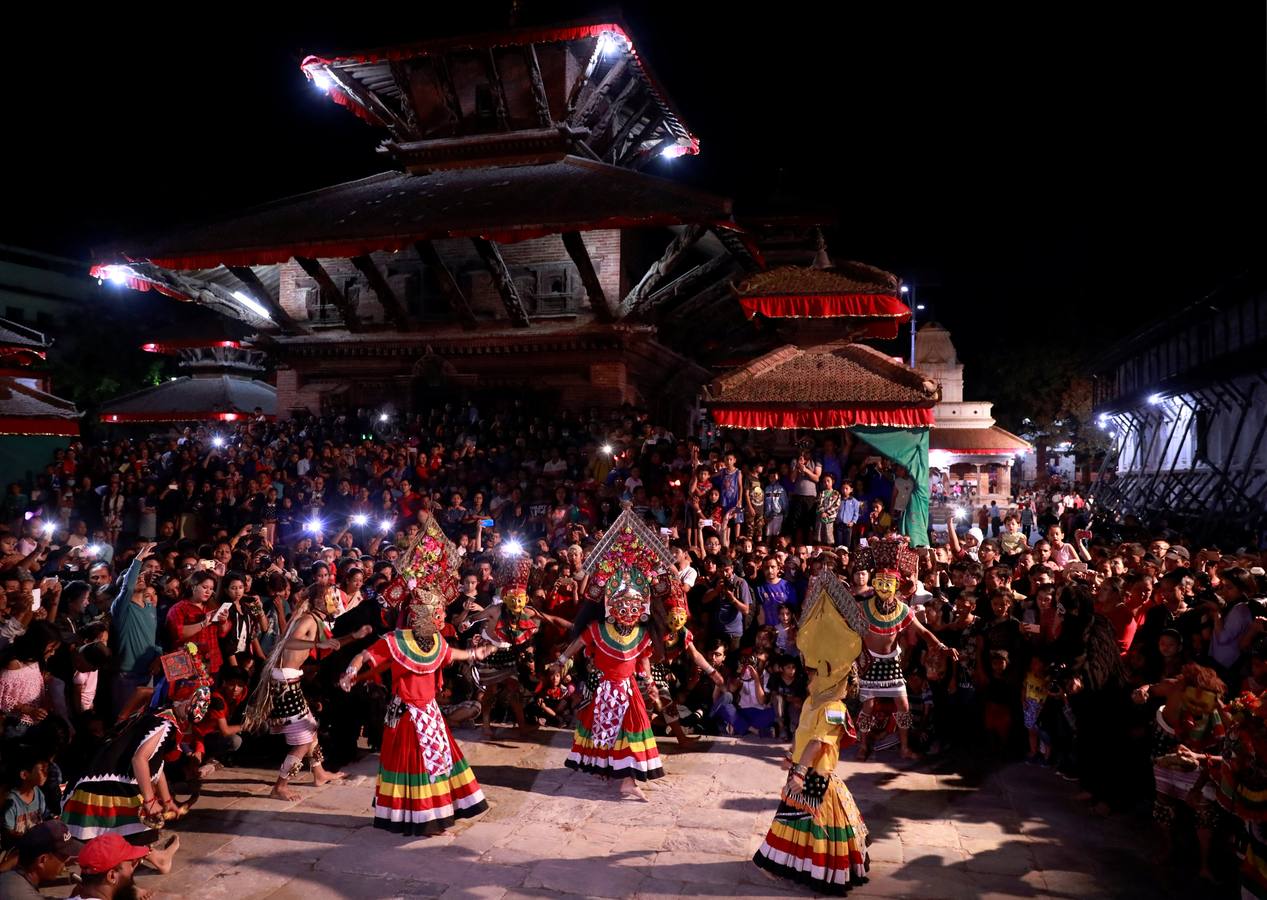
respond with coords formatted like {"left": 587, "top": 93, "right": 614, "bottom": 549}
{"left": 737, "top": 294, "right": 911, "bottom": 321}
{"left": 711, "top": 407, "right": 934, "bottom": 430}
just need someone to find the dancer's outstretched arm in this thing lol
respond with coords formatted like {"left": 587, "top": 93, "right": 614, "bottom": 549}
{"left": 550, "top": 635, "right": 586, "bottom": 670}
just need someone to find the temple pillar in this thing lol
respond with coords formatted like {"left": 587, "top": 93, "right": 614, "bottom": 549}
{"left": 996, "top": 460, "right": 1012, "bottom": 500}
{"left": 972, "top": 463, "right": 988, "bottom": 498}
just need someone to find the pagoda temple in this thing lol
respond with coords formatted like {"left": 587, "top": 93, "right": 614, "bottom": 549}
{"left": 0, "top": 318, "right": 79, "bottom": 477}
{"left": 100, "top": 308, "right": 276, "bottom": 425}
{"left": 89, "top": 18, "right": 787, "bottom": 425}
{"left": 915, "top": 322, "right": 1030, "bottom": 503}
{"left": 704, "top": 259, "right": 940, "bottom": 544}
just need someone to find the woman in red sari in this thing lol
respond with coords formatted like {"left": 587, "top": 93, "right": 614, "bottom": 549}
{"left": 341, "top": 589, "right": 496, "bottom": 836}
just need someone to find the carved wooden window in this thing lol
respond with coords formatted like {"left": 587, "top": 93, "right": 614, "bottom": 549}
{"left": 533, "top": 264, "right": 578, "bottom": 314}
{"left": 299, "top": 276, "right": 360, "bottom": 326}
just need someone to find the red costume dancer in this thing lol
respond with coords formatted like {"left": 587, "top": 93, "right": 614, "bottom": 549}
{"left": 646, "top": 577, "right": 724, "bottom": 746}
{"left": 553, "top": 509, "right": 673, "bottom": 800}
{"left": 341, "top": 589, "right": 496, "bottom": 835}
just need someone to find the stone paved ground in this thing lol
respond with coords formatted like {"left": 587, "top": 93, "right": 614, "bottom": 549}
{"left": 48, "top": 730, "right": 1231, "bottom": 899}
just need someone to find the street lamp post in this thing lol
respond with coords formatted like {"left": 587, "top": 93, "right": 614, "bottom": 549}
{"left": 900, "top": 285, "right": 925, "bottom": 368}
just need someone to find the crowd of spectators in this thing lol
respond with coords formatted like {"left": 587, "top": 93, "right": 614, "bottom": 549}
{"left": 0, "top": 400, "right": 1263, "bottom": 891}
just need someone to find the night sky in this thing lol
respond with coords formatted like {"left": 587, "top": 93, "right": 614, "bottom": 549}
{"left": 7, "top": 3, "right": 1264, "bottom": 387}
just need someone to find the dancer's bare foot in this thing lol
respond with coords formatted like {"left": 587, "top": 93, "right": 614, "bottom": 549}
{"left": 856, "top": 743, "right": 871, "bottom": 761}
{"left": 618, "top": 781, "right": 647, "bottom": 802}
{"left": 899, "top": 747, "right": 923, "bottom": 761}
{"left": 144, "top": 834, "right": 181, "bottom": 874}
{"left": 270, "top": 782, "right": 300, "bottom": 801}
{"left": 313, "top": 767, "right": 347, "bottom": 787}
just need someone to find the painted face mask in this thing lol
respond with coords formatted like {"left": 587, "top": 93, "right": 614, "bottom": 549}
{"left": 608, "top": 587, "right": 646, "bottom": 628}
{"left": 873, "top": 572, "right": 899, "bottom": 602}
{"left": 1183, "top": 686, "right": 1218, "bottom": 718}
{"left": 316, "top": 587, "right": 341, "bottom": 619}
{"left": 408, "top": 590, "right": 446, "bottom": 639}
{"left": 502, "top": 587, "right": 529, "bottom": 616}
{"left": 187, "top": 685, "right": 211, "bottom": 723}
{"left": 668, "top": 607, "right": 689, "bottom": 632}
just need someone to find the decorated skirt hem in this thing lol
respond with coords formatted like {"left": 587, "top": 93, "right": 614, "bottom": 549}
{"left": 372, "top": 798, "right": 487, "bottom": 835}
{"left": 565, "top": 756, "right": 665, "bottom": 782}
{"left": 752, "top": 850, "right": 869, "bottom": 896}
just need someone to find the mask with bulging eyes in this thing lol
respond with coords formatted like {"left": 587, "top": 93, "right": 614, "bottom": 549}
{"left": 502, "top": 588, "right": 529, "bottom": 615}
{"left": 607, "top": 587, "right": 646, "bottom": 628}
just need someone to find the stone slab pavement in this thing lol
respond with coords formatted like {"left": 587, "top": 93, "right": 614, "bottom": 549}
{"left": 43, "top": 728, "right": 1229, "bottom": 899}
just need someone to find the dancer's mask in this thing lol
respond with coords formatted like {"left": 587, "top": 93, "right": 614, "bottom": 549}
{"left": 873, "top": 570, "right": 900, "bottom": 603}
{"left": 408, "top": 589, "right": 446, "bottom": 639}
{"left": 502, "top": 587, "right": 529, "bottom": 616}
{"left": 607, "top": 584, "right": 647, "bottom": 628}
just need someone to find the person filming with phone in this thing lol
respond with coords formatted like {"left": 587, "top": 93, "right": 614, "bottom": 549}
{"left": 165, "top": 570, "right": 231, "bottom": 676}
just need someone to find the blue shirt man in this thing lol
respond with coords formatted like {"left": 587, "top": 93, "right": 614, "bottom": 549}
{"left": 756, "top": 559, "right": 796, "bottom": 626}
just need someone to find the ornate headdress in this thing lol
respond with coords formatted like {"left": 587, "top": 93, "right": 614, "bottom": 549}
{"left": 497, "top": 556, "right": 533, "bottom": 615}
{"left": 166, "top": 642, "right": 213, "bottom": 723}
{"left": 852, "top": 537, "right": 918, "bottom": 581}
{"left": 797, "top": 571, "right": 864, "bottom": 706}
{"left": 398, "top": 512, "right": 461, "bottom": 604}
{"left": 581, "top": 506, "right": 674, "bottom": 627}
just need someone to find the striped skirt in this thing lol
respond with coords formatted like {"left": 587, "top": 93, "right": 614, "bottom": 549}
{"left": 63, "top": 775, "right": 158, "bottom": 841}
{"left": 565, "top": 675, "right": 664, "bottom": 781}
{"left": 374, "top": 698, "right": 487, "bottom": 835}
{"left": 753, "top": 774, "right": 869, "bottom": 895}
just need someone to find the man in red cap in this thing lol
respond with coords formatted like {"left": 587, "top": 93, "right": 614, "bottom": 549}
{"left": 0, "top": 820, "right": 81, "bottom": 899}
{"left": 70, "top": 834, "right": 149, "bottom": 900}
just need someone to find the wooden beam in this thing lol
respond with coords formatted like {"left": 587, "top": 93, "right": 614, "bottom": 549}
{"left": 565, "top": 37, "right": 603, "bottom": 115}
{"left": 224, "top": 265, "right": 308, "bottom": 334}
{"left": 324, "top": 67, "right": 415, "bottom": 138}
{"left": 472, "top": 238, "right": 531, "bottom": 328}
{"left": 434, "top": 55, "right": 464, "bottom": 125}
{"left": 607, "top": 97, "right": 653, "bottom": 162}
{"left": 618, "top": 224, "right": 706, "bottom": 317}
{"left": 561, "top": 231, "right": 615, "bottom": 322}
{"left": 644, "top": 254, "right": 735, "bottom": 315}
{"left": 350, "top": 255, "right": 411, "bottom": 331}
{"left": 413, "top": 241, "right": 477, "bottom": 330}
{"left": 388, "top": 61, "right": 421, "bottom": 133}
{"left": 292, "top": 256, "right": 363, "bottom": 333}
{"left": 617, "top": 115, "right": 665, "bottom": 166}
{"left": 590, "top": 72, "right": 642, "bottom": 144}
{"left": 525, "top": 44, "right": 553, "bottom": 127}
{"left": 484, "top": 50, "right": 510, "bottom": 130}
{"left": 573, "top": 57, "right": 628, "bottom": 125}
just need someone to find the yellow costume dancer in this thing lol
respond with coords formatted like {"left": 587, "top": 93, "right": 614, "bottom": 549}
{"left": 753, "top": 569, "right": 869, "bottom": 893}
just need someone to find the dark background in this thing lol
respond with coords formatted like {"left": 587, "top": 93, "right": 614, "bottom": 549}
{"left": 6, "top": 3, "right": 1264, "bottom": 396}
